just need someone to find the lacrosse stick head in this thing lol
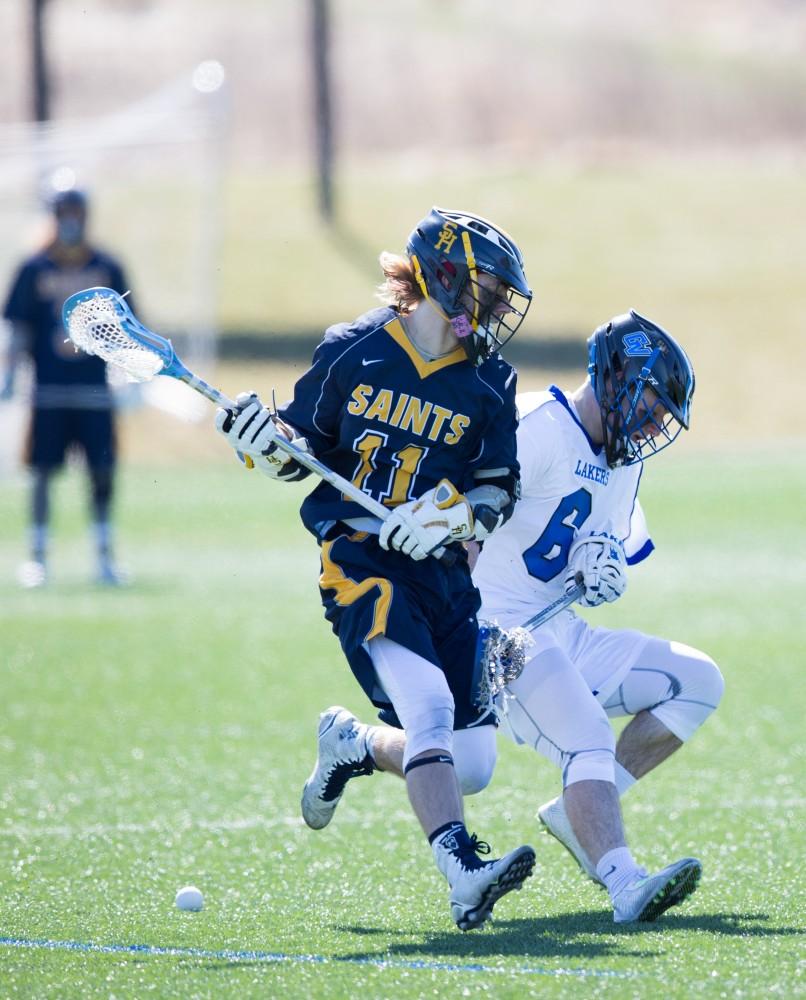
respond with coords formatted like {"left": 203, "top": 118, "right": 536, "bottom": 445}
{"left": 473, "top": 622, "right": 533, "bottom": 715}
{"left": 62, "top": 287, "right": 176, "bottom": 383}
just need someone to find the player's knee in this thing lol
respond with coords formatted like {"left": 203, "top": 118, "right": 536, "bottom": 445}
{"left": 563, "top": 742, "right": 616, "bottom": 788}
{"left": 699, "top": 653, "right": 725, "bottom": 710}
{"left": 453, "top": 727, "right": 497, "bottom": 795}
{"left": 652, "top": 644, "right": 725, "bottom": 742}
{"left": 402, "top": 695, "right": 454, "bottom": 767}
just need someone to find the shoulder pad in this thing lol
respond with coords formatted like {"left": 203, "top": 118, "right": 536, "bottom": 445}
{"left": 515, "top": 389, "right": 555, "bottom": 420}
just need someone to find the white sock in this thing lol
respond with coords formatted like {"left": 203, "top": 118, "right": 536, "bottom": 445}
{"left": 614, "top": 762, "right": 637, "bottom": 797}
{"left": 596, "top": 846, "right": 644, "bottom": 900}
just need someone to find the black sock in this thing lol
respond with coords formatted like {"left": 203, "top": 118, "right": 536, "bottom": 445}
{"left": 428, "top": 821, "right": 472, "bottom": 851}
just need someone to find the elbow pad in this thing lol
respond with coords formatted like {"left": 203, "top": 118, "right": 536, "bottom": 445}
{"left": 466, "top": 483, "right": 517, "bottom": 541}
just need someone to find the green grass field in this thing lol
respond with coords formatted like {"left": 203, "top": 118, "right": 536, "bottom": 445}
{"left": 1, "top": 449, "right": 804, "bottom": 998}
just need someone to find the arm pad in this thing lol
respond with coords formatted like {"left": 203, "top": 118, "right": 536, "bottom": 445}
{"left": 466, "top": 482, "right": 517, "bottom": 541}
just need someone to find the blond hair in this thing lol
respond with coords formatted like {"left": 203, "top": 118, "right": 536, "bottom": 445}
{"left": 377, "top": 252, "right": 424, "bottom": 314}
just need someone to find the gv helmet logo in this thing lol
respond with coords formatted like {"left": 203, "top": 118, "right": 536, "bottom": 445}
{"left": 622, "top": 331, "right": 653, "bottom": 357}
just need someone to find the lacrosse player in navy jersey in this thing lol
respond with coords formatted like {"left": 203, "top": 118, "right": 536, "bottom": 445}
{"left": 2, "top": 188, "right": 132, "bottom": 587}
{"left": 216, "top": 207, "right": 537, "bottom": 931}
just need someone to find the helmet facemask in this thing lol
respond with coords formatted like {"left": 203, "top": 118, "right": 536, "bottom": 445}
{"left": 588, "top": 311, "right": 694, "bottom": 468}
{"left": 450, "top": 268, "right": 532, "bottom": 366}
{"left": 603, "top": 360, "right": 685, "bottom": 466}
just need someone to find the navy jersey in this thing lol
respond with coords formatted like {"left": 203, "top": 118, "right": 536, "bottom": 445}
{"left": 3, "top": 248, "right": 129, "bottom": 406}
{"left": 279, "top": 307, "right": 519, "bottom": 540}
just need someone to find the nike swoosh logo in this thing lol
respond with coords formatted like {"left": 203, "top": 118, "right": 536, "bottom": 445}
{"left": 604, "top": 865, "right": 617, "bottom": 877}
{"left": 361, "top": 358, "right": 383, "bottom": 366}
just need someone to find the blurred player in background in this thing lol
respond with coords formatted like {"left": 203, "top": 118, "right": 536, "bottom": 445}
{"left": 312, "top": 311, "right": 724, "bottom": 926}
{"left": 1, "top": 187, "right": 132, "bottom": 587}
{"left": 216, "top": 207, "right": 537, "bottom": 931}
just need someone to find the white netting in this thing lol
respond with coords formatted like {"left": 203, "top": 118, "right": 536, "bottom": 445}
{"left": 474, "top": 623, "right": 533, "bottom": 714}
{"left": 65, "top": 294, "right": 164, "bottom": 382}
{"left": 0, "top": 64, "right": 227, "bottom": 367}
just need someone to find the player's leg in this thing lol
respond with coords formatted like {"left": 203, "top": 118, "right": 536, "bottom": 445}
{"left": 18, "top": 408, "right": 67, "bottom": 587}
{"left": 303, "top": 532, "right": 533, "bottom": 929}
{"left": 508, "top": 640, "right": 702, "bottom": 922}
{"left": 451, "top": 726, "right": 498, "bottom": 796}
{"left": 88, "top": 464, "right": 120, "bottom": 583}
{"left": 80, "top": 408, "right": 121, "bottom": 584}
{"left": 601, "top": 638, "right": 724, "bottom": 789}
{"left": 18, "top": 466, "right": 52, "bottom": 587}
{"left": 503, "top": 644, "right": 646, "bottom": 901}
{"left": 616, "top": 711, "right": 682, "bottom": 783}
{"left": 560, "top": 627, "right": 719, "bottom": 919}
{"left": 370, "top": 635, "right": 533, "bottom": 931}
{"left": 302, "top": 706, "right": 495, "bottom": 822}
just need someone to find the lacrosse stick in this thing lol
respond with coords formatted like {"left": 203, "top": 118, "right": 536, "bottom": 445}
{"left": 473, "top": 574, "right": 585, "bottom": 714}
{"left": 61, "top": 287, "right": 457, "bottom": 563}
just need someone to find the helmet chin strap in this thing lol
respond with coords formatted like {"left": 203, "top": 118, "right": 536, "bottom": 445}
{"left": 460, "top": 231, "right": 480, "bottom": 333}
{"left": 410, "top": 239, "right": 491, "bottom": 363}
{"left": 410, "top": 253, "right": 450, "bottom": 324}
{"left": 410, "top": 253, "right": 428, "bottom": 301}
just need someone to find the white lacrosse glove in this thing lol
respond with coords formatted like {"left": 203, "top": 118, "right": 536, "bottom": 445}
{"left": 379, "top": 479, "right": 474, "bottom": 561}
{"left": 215, "top": 391, "right": 288, "bottom": 466}
{"left": 564, "top": 531, "right": 628, "bottom": 607}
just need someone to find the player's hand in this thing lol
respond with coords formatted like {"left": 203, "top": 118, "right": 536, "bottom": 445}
{"left": 564, "top": 531, "right": 627, "bottom": 607}
{"left": 379, "top": 480, "right": 473, "bottom": 561}
{"left": 215, "top": 391, "right": 287, "bottom": 461}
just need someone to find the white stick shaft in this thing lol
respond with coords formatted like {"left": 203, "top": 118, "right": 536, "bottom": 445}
{"left": 178, "top": 371, "right": 233, "bottom": 407}
{"left": 176, "top": 372, "right": 386, "bottom": 516}
{"left": 179, "top": 368, "right": 452, "bottom": 562}
{"left": 520, "top": 580, "right": 584, "bottom": 632}
{"left": 270, "top": 437, "right": 391, "bottom": 520}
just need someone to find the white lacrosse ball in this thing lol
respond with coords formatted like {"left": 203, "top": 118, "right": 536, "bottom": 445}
{"left": 175, "top": 885, "right": 204, "bottom": 911}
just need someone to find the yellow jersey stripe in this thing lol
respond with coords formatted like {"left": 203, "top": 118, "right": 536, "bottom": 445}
{"left": 385, "top": 318, "right": 466, "bottom": 379}
{"left": 320, "top": 535, "right": 393, "bottom": 641}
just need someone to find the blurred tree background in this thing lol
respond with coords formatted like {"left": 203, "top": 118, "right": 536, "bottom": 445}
{"left": 0, "top": 0, "right": 803, "bottom": 445}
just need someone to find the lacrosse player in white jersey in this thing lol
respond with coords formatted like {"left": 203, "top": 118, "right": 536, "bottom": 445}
{"left": 469, "top": 309, "right": 724, "bottom": 923}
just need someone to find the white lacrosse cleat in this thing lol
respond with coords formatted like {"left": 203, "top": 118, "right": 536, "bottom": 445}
{"left": 301, "top": 706, "right": 375, "bottom": 830}
{"left": 612, "top": 857, "right": 702, "bottom": 923}
{"left": 434, "top": 832, "right": 536, "bottom": 931}
{"left": 17, "top": 560, "right": 47, "bottom": 589}
{"left": 537, "top": 795, "right": 602, "bottom": 885}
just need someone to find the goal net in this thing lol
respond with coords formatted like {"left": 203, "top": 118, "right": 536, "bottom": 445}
{"left": 0, "top": 61, "right": 228, "bottom": 466}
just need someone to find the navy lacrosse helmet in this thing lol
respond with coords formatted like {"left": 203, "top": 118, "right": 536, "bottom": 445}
{"left": 587, "top": 310, "right": 695, "bottom": 467}
{"left": 48, "top": 188, "right": 88, "bottom": 215}
{"left": 406, "top": 207, "right": 532, "bottom": 366}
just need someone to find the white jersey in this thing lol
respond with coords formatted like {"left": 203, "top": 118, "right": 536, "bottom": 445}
{"left": 474, "top": 386, "right": 654, "bottom": 622}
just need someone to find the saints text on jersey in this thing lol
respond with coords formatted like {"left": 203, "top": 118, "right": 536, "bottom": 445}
{"left": 347, "top": 383, "right": 470, "bottom": 444}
